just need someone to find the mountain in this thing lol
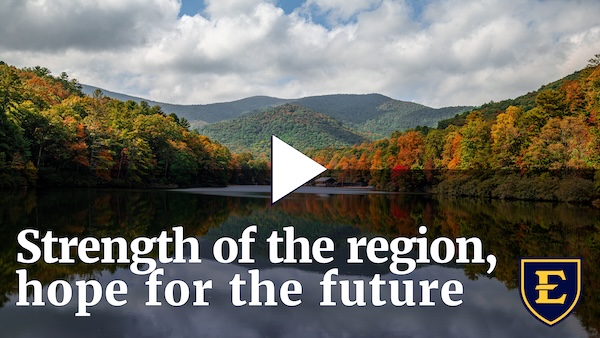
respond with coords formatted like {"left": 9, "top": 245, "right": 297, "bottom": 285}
{"left": 82, "top": 85, "right": 472, "bottom": 138}
{"left": 285, "top": 94, "right": 471, "bottom": 138}
{"left": 358, "top": 105, "right": 472, "bottom": 138}
{"left": 199, "top": 104, "right": 369, "bottom": 156}
{"left": 289, "top": 93, "right": 399, "bottom": 124}
{"left": 81, "top": 84, "right": 290, "bottom": 127}
{"left": 199, "top": 97, "right": 471, "bottom": 155}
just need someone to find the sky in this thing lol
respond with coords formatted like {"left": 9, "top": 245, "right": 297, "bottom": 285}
{"left": 1, "top": 0, "right": 599, "bottom": 107}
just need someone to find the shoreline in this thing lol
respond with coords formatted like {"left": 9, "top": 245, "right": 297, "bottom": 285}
{"left": 173, "top": 185, "right": 397, "bottom": 196}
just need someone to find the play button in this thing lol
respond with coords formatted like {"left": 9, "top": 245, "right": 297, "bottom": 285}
{"left": 271, "top": 135, "right": 327, "bottom": 204}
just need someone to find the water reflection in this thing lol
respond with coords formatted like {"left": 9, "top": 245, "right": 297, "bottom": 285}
{"left": 0, "top": 189, "right": 598, "bottom": 337}
{"left": 0, "top": 262, "right": 589, "bottom": 338}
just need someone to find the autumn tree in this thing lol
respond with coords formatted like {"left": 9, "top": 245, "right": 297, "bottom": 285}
{"left": 490, "top": 106, "right": 522, "bottom": 168}
{"left": 441, "top": 126, "right": 463, "bottom": 169}
{"left": 459, "top": 112, "right": 491, "bottom": 169}
{"left": 535, "top": 89, "right": 568, "bottom": 118}
{"left": 424, "top": 129, "right": 446, "bottom": 168}
{"left": 522, "top": 115, "right": 590, "bottom": 170}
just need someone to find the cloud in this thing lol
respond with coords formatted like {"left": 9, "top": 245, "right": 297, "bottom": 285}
{"left": 0, "top": 0, "right": 178, "bottom": 52}
{"left": 300, "top": 0, "right": 383, "bottom": 24}
{"left": 0, "top": 0, "right": 599, "bottom": 107}
{"left": 203, "top": 0, "right": 275, "bottom": 17}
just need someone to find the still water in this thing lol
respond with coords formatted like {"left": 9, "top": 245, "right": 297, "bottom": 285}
{"left": 0, "top": 188, "right": 598, "bottom": 337}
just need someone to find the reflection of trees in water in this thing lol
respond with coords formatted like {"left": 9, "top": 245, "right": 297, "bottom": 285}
{"left": 0, "top": 189, "right": 262, "bottom": 308}
{"left": 275, "top": 194, "right": 429, "bottom": 237}
{"left": 276, "top": 195, "right": 600, "bottom": 334}
{"left": 1, "top": 190, "right": 599, "bottom": 333}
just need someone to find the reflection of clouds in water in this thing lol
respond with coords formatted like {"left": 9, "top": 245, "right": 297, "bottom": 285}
{"left": 0, "top": 262, "right": 587, "bottom": 338}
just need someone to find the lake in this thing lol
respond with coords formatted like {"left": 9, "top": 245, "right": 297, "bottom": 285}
{"left": 0, "top": 188, "right": 598, "bottom": 337}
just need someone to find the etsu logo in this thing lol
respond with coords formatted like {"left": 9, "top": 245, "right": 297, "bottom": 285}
{"left": 519, "top": 258, "right": 582, "bottom": 326}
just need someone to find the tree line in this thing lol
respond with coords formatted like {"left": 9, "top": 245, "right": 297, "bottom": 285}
{"left": 3, "top": 58, "right": 600, "bottom": 203}
{"left": 307, "top": 59, "right": 600, "bottom": 203}
{"left": 0, "top": 62, "right": 265, "bottom": 188}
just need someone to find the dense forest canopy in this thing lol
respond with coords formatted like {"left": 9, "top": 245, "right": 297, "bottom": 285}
{"left": 0, "top": 62, "right": 264, "bottom": 188}
{"left": 199, "top": 95, "right": 471, "bottom": 150}
{"left": 200, "top": 104, "right": 369, "bottom": 155}
{"left": 306, "top": 59, "right": 600, "bottom": 203}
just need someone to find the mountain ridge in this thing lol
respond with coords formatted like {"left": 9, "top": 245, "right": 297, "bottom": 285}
{"left": 199, "top": 103, "right": 369, "bottom": 156}
{"left": 81, "top": 84, "right": 473, "bottom": 140}
{"left": 81, "top": 84, "right": 290, "bottom": 126}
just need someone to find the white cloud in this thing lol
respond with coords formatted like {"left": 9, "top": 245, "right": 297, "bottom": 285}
{"left": 203, "top": 0, "right": 274, "bottom": 18}
{"left": 0, "top": 0, "right": 599, "bottom": 107}
{"left": 0, "top": 0, "right": 178, "bottom": 51}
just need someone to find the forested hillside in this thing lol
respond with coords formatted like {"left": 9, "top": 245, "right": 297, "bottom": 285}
{"left": 307, "top": 58, "right": 600, "bottom": 203}
{"left": 289, "top": 94, "right": 398, "bottom": 124}
{"left": 199, "top": 96, "right": 471, "bottom": 155}
{"left": 0, "top": 62, "right": 264, "bottom": 188}
{"left": 83, "top": 86, "right": 471, "bottom": 141}
{"left": 358, "top": 105, "right": 470, "bottom": 138}
{"left": 5, "top": 57, "right": 600, "bottom": 203}
{"left": 290, "top": 94, "right": 471, "bottom": 139}
{"left": 200, "top": 104, "right": 369, "bottom": 155}
{"left": 82, "top": 84, "right": 290, "bottom": 127}
{"left": 437, "top": 68, "right": 586, "bottom": 128}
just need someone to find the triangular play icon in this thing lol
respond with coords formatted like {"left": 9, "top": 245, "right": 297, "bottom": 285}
{"left": 271, "top": 135, "right": 327, "bottom": 204}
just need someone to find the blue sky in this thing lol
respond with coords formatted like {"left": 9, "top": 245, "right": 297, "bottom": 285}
{"left": 180, "top": 0, "right": 308, "bottom": 16}
{"left": 0, "top": 0, "right": 599, "bottom": 107}
{"left": 179, "top": 0, "right": 427, "bottom": 27}
{"left": 179, "top": 0, "right": 308, "bottom": 17}
{"left": 178, "top": 0, "right": 359, "bottom": 27}
{"left": 179, "top": 0, "right": 206, "bottom": 16}
{"left": 179, "top": 0, "right": 326, "bottom": 24}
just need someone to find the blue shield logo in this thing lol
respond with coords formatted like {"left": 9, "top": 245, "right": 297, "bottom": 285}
{"left": 520, "top": 258, "right": 582, "bottom": 326}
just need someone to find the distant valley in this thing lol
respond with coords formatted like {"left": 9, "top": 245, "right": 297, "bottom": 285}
{"left": 82, "top": 85, "right": 472, "bottom": 155}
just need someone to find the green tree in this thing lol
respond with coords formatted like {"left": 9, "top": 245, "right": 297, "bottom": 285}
{"left": 535, "top": 89, "right": 568, "bottom": 118}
